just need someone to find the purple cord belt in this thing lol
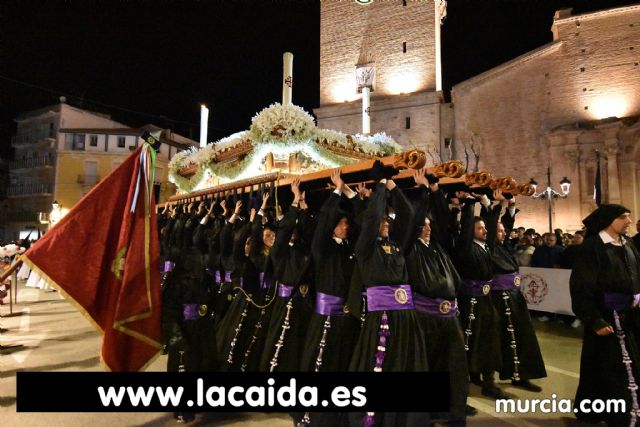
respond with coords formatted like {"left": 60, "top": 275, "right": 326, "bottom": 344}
{"left": 603, "top": 292, "right": 640, "bottom": 312}
{"left": 316, "top": 292, "right": 348, "bottom": 316}
{"left": 183, "top": 303, "right": 208, "bottom": 320}
{"left": 492, "top": 272, "right": 521, "bottom": 291}
{"left": 413, "top": 294, "right": 457, "bottom": 317}
{"left": 161, "top": 261, "right": 175, "bottom": 273}
{"left": 214, "top": 270, "right": 232, "bottom": 284}
{"left": 365, "top": 284, "right": 414, "bottom": 312}
{"left": 277, "top": 283, "right": 294, "bottom": 298}
{"left": 259, "top": 272, "right": 275, "bottom": 290}
{"left": 459, "top": 279, "right": 493, "bottom": 296}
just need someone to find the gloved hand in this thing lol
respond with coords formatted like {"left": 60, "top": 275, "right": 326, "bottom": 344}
{"left": 369, "top": 160, "right": 386, "bottom": 182}
{"left": 382, "top": 165, "right": 399, "bottom": 180}
{"left": 166, "top": 324, "right": 188, "bottom": 352}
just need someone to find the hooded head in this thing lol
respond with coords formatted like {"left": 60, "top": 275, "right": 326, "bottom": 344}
{"left": 582, "top": 204, "right": 631, "bottom": 238}
{"left": 332, "top": 208, "right": 351, "bottom": 241}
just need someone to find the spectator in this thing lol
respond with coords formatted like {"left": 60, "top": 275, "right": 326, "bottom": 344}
{"left": 530, "top": 232, "right": 565, "bottom": 268}
{"left": 633, "top": 219, "right": 640, "bottom": 250}
{"left": 533, "top": 234, "right": 543, "bottom": 248}
{"left": 516, "top": 235, "right": 536, "bottom": 266}
{"left": 554, "top": 228, "right": 565, "bottom": 247}
{"left": 561, "top": 230, "right": 584, "bottom": 269}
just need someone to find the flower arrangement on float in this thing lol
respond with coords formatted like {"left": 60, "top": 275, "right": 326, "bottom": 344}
{"left": 168, "top": 103, "right": 402, "bottom": 193}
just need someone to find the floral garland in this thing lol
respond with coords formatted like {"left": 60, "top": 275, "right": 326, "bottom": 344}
{"left": 249, "top": 103, "right": 316, "bottom": 143}
{"left": 167, "top": 104, "right": 402, "bottom": 192}
{"left": 209, "top": 140, "right": 356, "bottom": 182}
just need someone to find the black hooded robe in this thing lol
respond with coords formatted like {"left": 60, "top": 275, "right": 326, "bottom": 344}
{"left": 571, "top": 234, "right": 640, "bottom": 426}
{"left": 482, "top": 204, "right": 547, "bottom": 382}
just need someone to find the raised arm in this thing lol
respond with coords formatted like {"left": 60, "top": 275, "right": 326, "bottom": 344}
{"left": 270, "top": 178, "right": 302, "bottom": 262}
{"left": 456, "top": 193, "right": 478, "bottom": 251}
{"left": 220, "top": 200, "right": 243, "bottom": 258}
{"left": 500, "top": 198, "right": 518, "bottom": 236}
{"left": 387, "top": 180, "right": 414, "bottom": 250}
{"left": 312, "top": 169, "right": 345, "bottom": 256}
{"left": 249, "top": 193, "right": 269, "bottom": 265}
{"left": 481, "top": 195, "right": 502, "bottom": 249}
{"left": 355, "top": 182, "right": 387, "bottom": 261}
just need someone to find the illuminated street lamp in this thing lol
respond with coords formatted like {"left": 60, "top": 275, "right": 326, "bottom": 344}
{"left": 530, "top": 167, "right": 571, "bottom": 233}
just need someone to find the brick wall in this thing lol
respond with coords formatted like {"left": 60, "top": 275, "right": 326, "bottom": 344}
{"left": 451, "top": 5, "right": 640, "bottom": 231}
{"left": 316, "top": 91, "right": 444, "bottom": 151}
{"left": 320, "top": 0, "right": 436, "bottom": 105}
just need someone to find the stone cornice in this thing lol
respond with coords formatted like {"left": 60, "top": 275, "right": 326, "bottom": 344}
{"left": 315, "top": 90, "right": 443, "bottom": 119}
{"left": 553, "top": 4, "right": 640, "bottom": 25}
{"left": 451, "top": 42, "right": 563, "bottom": 94}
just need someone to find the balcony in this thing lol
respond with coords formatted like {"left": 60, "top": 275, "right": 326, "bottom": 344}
{"left": 77, "top": 174, "right": 100, "bottom": 186}
{"left": 4, "top": 211, "right": 38, "bottom": 223}
{"left": 7, "top": 183, "right": 53, "bottom": 197}
{"left": 12, "top": 131, "right": 55, "bottom": 146}
{"left": 10, "top": 155, "right": 55, "bottom": 170}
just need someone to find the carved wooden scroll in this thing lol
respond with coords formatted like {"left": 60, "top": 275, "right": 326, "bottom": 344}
{"left": 393, "top": 149, "right": 427, "bottom": 170}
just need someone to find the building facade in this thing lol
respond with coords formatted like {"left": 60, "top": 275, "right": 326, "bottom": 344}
{"left": 3, "top": 100, "right": 196, "bottom": 242}
{"left": 314, "top": 0, "right": 453, "bottom": 151}
{"left": 450, "top": 5, "right": 640, "bottom": 231}
{"left": 317, "top": 2, "right": 640, "bottom": 232}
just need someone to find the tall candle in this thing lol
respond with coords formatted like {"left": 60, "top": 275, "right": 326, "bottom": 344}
{"left": 362, "top": 87, "right": 371, "bottom": 135}
{"left": 282, "top": 52, "right": 293, "bottom": 105}
{"left": 200, "top": 104, "right": 209, "bottom": 148}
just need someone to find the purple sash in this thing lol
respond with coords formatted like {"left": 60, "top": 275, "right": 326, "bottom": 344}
{"left": 259, "top": 272, "right": 275, "bottom": 289}
{"left": 213, "top": 270, "right": 231, "bottom": 283}
{"left": 413, "top": 294, "right": 457, "bottom": 317}
{"left": 316, "top": 292, "right": 346, "bottom": 316}
{"left": 492, "top": 273, "right": 521, "bottom": 291}
{"left": 162, "top": 261, "right": 175, "bottom": 273}
{"left": 460, "top": 279, "right": 493, "bottom": 297}
{"left": 604, "top": 293, "right": 633, "bottom": 311}
{"left": 183, "top": 304, "right": 199, "bottom": 320}
{"left": 278, "top": 283, "right": 294, "bottom": 298}
{"left": 366, "top": 284, "right": 414, "bottom": 312}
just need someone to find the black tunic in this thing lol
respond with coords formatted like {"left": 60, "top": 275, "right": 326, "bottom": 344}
{"left": 216, "top": 221, "right": 263, "bottom": 371}
{"left": 349, "top": 182, "right": 428, "bottom": 427}
{"left": 571, "top": 235, "right": 640, "bottom": 426}
{"left": 259, "top": 206, "right": 314, "bottom": 372}
{"left": 236, "top": 211, "right": 277, "bottom": 372}
{"left": 454, "top": 200, "right": 501, "bottom": 375}
{"left": 296, "top": 193, "right": 360, "bottom": 427}
{"left": 483, "top": 205, "right": 547, "bottom": 381}
{"left": 300, "top": 192, "right": 360, "bottom": 373}
{"left": 162, "top": 212, "right": 217, "bottom": 374}
{"left": 405, "top": 188, "right": 467, "bottom": 423}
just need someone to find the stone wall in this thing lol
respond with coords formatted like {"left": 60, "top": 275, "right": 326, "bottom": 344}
{"left": 320, "top": 0, "right": 436, "bottom": 105}
{"left": 451, "top": 5, "right": 640, "bottom": 231}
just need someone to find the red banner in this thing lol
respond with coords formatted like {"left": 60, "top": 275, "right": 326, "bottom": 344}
{"left": 23, "top": 145, "right": 162, "bottom": 371}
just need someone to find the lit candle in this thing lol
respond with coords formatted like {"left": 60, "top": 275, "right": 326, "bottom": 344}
{"left": 200, "top": 105, "right": 209, "bottom": 148}
{"left": 362, "top": 87, "right": 371, "bottom": 135}
{"left": 282, "top": 52, "right": 294, "bottom": 105}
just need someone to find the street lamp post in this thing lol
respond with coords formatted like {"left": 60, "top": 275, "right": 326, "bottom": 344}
{"left": 529, "top": 167, "right": 571, "bottom": 233}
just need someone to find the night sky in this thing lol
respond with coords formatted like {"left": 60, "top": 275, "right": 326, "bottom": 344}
{"left": 1, "top": 0, "right": 637, "bottom": 160}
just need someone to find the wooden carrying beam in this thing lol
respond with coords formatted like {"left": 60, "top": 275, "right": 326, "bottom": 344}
{"left": 163, "top": 149, "right": 533, "bottom": 206}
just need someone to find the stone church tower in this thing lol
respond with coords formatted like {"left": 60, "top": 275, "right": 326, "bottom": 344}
{"left": 314, "top": 0, "right": 452, "bottom": 154}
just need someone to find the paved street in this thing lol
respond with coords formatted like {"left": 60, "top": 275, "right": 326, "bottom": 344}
{"left": 1, "top": 281, "right": 584, "bottom": 426}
